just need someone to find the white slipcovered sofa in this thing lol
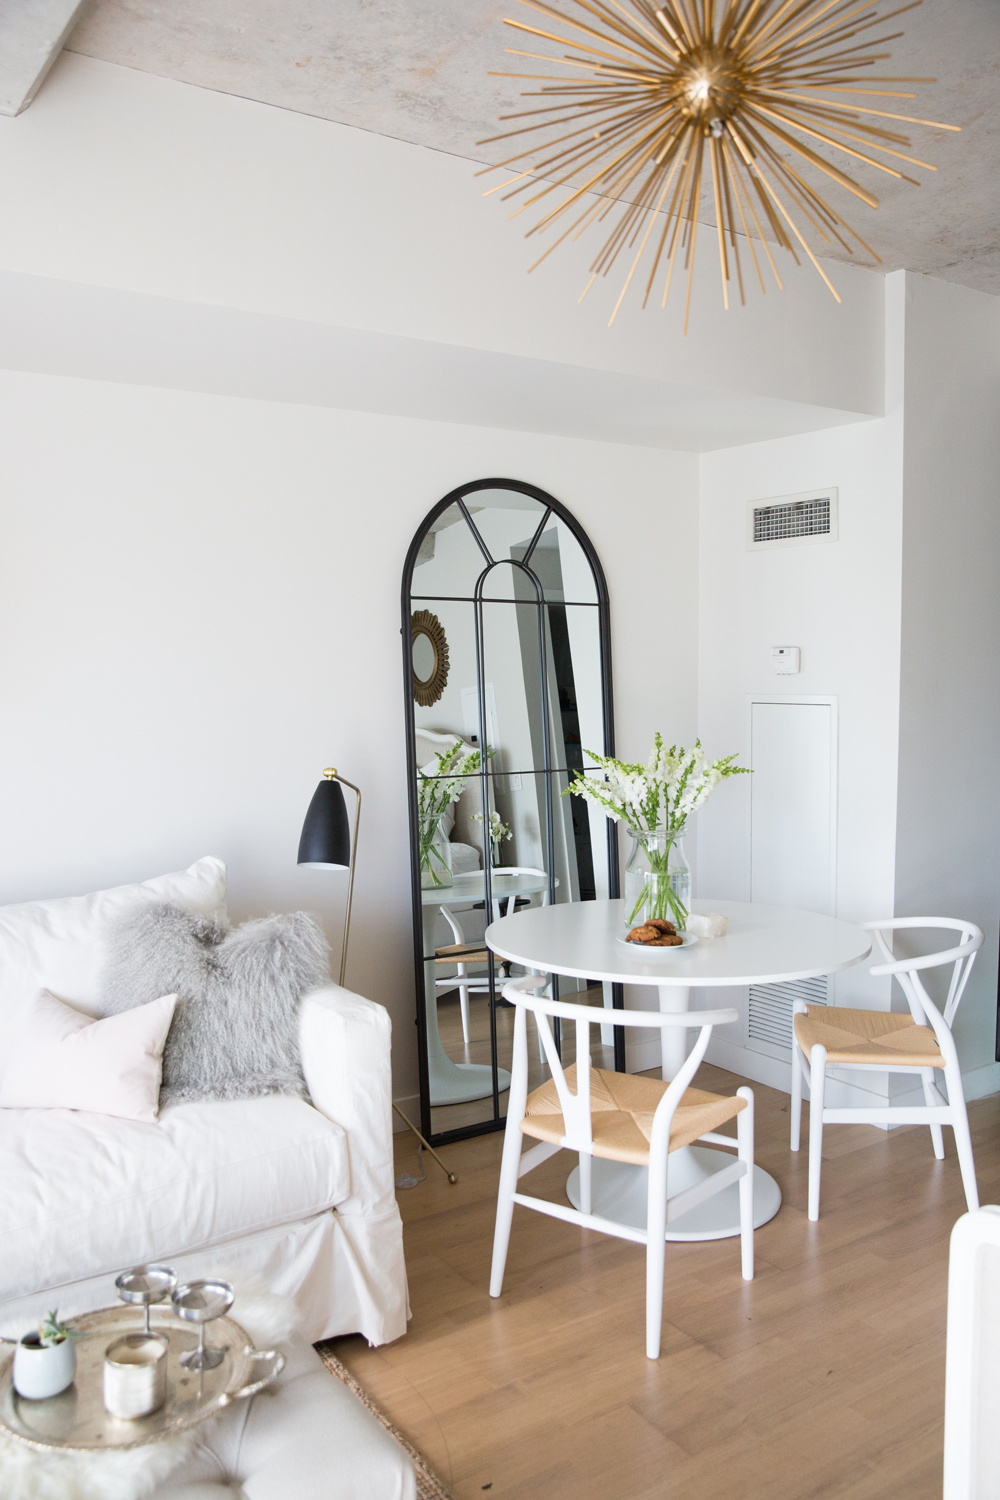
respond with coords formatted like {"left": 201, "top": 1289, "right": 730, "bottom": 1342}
{"left": 0, "top": 858, "right": 409, "bottom": 1346}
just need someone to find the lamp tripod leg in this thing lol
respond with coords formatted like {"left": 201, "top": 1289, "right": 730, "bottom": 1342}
{"left": 392, "top": 1104, "right": 458, "bottom": 1184}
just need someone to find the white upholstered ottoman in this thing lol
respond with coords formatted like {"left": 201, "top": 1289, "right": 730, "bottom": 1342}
{"left": 151, "top": 1334, "right": 416, "bottom": 1499}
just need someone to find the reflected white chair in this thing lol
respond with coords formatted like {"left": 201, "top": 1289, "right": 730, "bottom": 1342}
{"left": 488, "top": 867, "right": 551, "bottom": 923}
{"left": 490, "top": 975, "right": 754, "bottom": 1360}
{"left": 791, "top": 917, "right": 984, "bottom": 1221}
{"left": 434, "top": 907, "right": 490, "bottom": 1046}
{"left": 434, "top": 868, "right": 550, "bottom": 1045}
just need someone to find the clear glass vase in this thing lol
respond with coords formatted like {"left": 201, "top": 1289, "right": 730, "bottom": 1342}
{"left": 419, "top": 817, "right": 454, "bottom": 889}
{"left": 623, "top": 827, "right": 690, "bottom": 930}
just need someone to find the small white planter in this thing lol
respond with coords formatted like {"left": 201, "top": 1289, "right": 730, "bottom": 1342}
{"left": 13, "top": 1334, "right": 77, "bottom": 1400}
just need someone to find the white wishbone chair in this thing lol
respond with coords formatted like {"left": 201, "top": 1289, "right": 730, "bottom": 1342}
{"left": 490, "top": 975, "right": 754, "bottom": 1360}
{"left": 791, "top": 917, "right": 984, "bottom": 1221}
{"left": 435, "top": 869, "right": 551, "bottom": 1046}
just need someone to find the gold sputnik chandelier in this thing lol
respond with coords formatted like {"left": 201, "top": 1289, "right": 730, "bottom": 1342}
{"left": 479, "top": 0, "right": 959, "bottom": 330}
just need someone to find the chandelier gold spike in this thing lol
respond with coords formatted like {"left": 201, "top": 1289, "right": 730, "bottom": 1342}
{"left": 481, "top": 0, "right": 958, "bottom": 330}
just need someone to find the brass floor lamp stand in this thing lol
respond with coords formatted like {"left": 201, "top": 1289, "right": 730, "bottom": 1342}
{"left": 392, "top": 1103, "right": 457, "bottom": 1185}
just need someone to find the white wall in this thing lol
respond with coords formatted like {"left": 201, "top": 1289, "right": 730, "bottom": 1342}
{"left": 0, "top": 367, "right": 698, "bottom": 1109}
{"left": 692, "top": 277, "right": 906, "bottom": 1091}
{"left": 894, "top": 274, "right": 1000, "bottom": 1091}
{"left": 697, "top": 375, "right": 904, "bottom": 972}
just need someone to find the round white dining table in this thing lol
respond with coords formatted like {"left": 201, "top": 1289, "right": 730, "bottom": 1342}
{"left": 485, "top": 897, "right": 872, "bottom": 1241}
{"left": 422, "top": 870, "right": 549, "bottom": 1106}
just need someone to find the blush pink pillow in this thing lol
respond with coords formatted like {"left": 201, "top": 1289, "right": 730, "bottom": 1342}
{"left": 0, "top": 990, "right": 177, "bottom": 1123}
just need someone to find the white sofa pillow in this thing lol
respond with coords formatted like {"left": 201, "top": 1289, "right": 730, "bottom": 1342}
{"left": 0, "top": 857, "right": 227, "bottom": 1078}
{"left": 0, "top": 990, "right": 176, "bottom": 1123}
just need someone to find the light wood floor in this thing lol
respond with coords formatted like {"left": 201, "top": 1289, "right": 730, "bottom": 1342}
{"left": 329, "top": 1064, "right": 1000, "bottom": 1500}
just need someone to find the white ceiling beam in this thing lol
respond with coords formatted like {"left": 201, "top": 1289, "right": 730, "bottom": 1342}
{"left": 0, "top": 269, "right": 872, "bottom": 453}
{"left": 0, "top": 0, "right": 91, "bottom": 116}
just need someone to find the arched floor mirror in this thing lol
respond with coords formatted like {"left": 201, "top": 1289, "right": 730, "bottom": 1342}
{"left": 402, "top": 479, "right": 622, "bottom": 1145}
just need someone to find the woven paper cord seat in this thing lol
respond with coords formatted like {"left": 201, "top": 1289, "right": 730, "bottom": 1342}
{"left": 794, "top": 1005, "right": 944, "bottom": 1068}
{"left": 434, "top": 942, "right": 489, "bottom": 965}
{"left": 521, "top": 1064, "right": 747, "bottom": 1166}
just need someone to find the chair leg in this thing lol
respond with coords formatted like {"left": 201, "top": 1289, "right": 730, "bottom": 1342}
{"left": 808, "top": 1045, "right": 827, "bottom": 1222}
{"left": 949, "top": 1089, "right": 980, "bottom": 1213}
{"left": 737, "top": 1087, "right": 754, "bottom": 1281}
{"left": 532, "top": 973, "right": 547, "bottom": 1063}
{"left": 458, "top": 971, "right": 471, "bottom": 1045}
{"left": 578, "top": 1150, "right": 592, "bottom": 1216}
{"left": 490, "top": 1121, "right": 524, "bottom": 1298}
{"left": 790, "top": 1043, "right": 804, "bottom": 1152}
{"left": 645, "top": 1155, "right": 668, "bottom": 1361}
{"left": 921, "top": 1069, "right": 945, "bottom": 1159}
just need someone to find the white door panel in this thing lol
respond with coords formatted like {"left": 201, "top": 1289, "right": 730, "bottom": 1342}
{"left": 750, "top": 700, "right": 836, "bottom": 917}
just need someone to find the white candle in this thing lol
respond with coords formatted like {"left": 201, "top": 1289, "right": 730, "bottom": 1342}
{"left": 104, "top": 1333, "right": 168, "bottom": 1419}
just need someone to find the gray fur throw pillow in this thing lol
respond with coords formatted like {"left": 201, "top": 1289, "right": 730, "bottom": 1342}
{"left": 99, "top": 904, "right": 330, "bottom": 1105}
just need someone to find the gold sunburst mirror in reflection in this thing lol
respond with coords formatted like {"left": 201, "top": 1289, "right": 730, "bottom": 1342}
{"left": 411, "top": 610, "right": 450, "bottom": 707}
{"left": 481, "top": 0, "right": 959, "bottom": 330}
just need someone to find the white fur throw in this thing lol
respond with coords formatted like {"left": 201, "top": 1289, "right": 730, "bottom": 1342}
{"left": 0, "top": 1272, "right": 298, "bottom": 1500}
{"left": 100, "top": 905, "right": 330, "bottom": 1105}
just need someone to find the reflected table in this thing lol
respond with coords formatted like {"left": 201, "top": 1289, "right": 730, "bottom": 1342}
{"left": 421, "top": 871, "right": 549, "bottom": 1107}
{"left": 485, "top": 898, "right": 871, "bottom": 1240}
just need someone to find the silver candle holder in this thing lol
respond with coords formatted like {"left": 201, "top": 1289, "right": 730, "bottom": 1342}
{"left": 171, "top": 1280, "right": 234, "bottom": 1371}
{"left": 115, "top": 1265, "right": 177, "bottom": 1335}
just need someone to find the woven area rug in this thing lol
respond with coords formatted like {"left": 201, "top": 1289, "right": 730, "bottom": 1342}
{"left": 315, "top": 1345, "right": 454, "bottom": 1500}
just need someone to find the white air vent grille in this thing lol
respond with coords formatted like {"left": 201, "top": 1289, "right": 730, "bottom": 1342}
{"left": 755, "top": 497, "right": 829, "bottom": 543}
{"left": 748, "top": 975, "right": 828, "bottom": 1054}
{"left": 747, "top": 488, "right": 839, "bottom": 550}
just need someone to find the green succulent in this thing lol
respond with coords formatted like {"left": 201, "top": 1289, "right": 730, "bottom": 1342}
{"left": 38, "top": 1310, "right": 82, "bottom": 1347}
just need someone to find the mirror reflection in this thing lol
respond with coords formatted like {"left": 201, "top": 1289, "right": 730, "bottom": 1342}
{"left": 405, "top": 483, "right": 617, "bottom": 1141}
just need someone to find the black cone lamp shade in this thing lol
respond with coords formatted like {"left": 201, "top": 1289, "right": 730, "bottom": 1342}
{"left": 297, "top": 777, "right": 351, "bottom": 869}
{"left": 297, "top": 767, "right": 361, "bottom": 986}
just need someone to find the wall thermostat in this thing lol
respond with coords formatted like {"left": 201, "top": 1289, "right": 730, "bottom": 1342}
{"left": 771, "top": 646, "right": 800, "bottom": 674}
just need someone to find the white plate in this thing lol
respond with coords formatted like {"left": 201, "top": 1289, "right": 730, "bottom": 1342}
{"left": 616, "top": 931, "right": 698, "bottom": 956}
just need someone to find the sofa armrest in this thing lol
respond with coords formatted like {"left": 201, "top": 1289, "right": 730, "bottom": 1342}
{"left": 298, "top": 985, "right": 396, "bottom": 1219}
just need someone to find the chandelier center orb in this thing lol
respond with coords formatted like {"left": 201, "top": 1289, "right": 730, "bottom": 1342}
{"left": 676, "top": 47, "right": 744, "bottom": 132}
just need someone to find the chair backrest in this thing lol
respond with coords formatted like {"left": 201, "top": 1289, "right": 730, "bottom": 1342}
{"left": 491, "top": 868, "right": 550, "bottom": 920}
{"left": 864, "top": 918, "right": 984, "bottom": 1032}
{"left": 502, "top": 975, "right": 737, "bottom": 1166}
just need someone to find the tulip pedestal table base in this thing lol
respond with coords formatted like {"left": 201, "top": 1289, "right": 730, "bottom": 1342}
{"left": 486, "top": 897, "right": 872, "bottom": 1243}
{"left": 566, "top": 982, "right": 782, "bottom": 1240}
{"left": 421, "top": 961, "right": 509, "bottom": 1106}
{"left": 566, "top": 1153, "right": 782, "bottom": 1241}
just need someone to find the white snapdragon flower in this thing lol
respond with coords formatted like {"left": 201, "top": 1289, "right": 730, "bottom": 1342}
{"left": 564, "top": 733, "right": 749, "bottom": 837}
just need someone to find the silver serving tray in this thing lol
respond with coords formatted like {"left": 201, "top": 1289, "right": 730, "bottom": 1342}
{"left": 0, "top": 1304, "right": 284, "bottom": 1452}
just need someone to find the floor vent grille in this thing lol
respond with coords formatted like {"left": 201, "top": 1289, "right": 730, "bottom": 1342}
{"left": 747, "top": 489, "right": 838, "bottom": 550}
{"left": 748, "top": 976, "right": 828, "bottom": 1053}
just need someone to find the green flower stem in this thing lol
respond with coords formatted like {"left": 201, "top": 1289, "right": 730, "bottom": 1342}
{"left": 626, "top": 836, "right": 688, "bottom": 928}
{"left": 419, "top": 816, "right": 453, "bottom": 884}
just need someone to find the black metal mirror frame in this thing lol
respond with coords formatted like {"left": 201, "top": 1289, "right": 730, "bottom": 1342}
{"left": 402, "top": 477, "right": 623, "bottom": 1146}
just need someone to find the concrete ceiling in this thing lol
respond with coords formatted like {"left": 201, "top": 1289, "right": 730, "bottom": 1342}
{"left": 63, "top": 0, "right": 1000, "bottom": 298}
